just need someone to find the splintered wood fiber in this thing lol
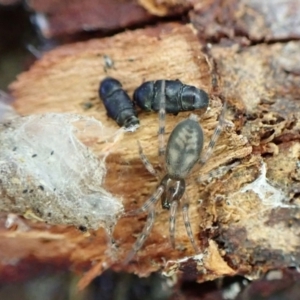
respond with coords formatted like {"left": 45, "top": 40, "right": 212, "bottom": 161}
{"left": 2, "top": 21, "right": 299, "bottom": 285}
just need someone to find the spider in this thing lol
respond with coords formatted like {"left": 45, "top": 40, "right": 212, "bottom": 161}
{"left": 125, "top": 80, "right": 227, "bottom": 263}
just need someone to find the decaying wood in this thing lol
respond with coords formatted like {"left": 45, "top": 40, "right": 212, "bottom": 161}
{"left": 190, "top": 0, "right": 300, "bottom": 42}
{"left": 27, "top": 0, "right": 189, "bottom": 39}
{"left": 1, "top": 22, "right": 299, "bottom": 287}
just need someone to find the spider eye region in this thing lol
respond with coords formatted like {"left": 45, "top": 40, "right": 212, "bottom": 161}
{"left": 160, "top": 175, "right": 185, "bottom": 210}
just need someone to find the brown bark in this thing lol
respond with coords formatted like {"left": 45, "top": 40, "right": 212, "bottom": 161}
{"left": 1, "top": 21, "right": 300, "bottom": 288}
{"left": 27, "top": 0, "right": 189, "bottom": 39}
{"left": 190, "top": 0, "right": 300, "bottom": 42}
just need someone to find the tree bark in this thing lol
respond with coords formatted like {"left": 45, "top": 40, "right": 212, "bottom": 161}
{"left": 1, "top": 19, "right": 299, "bottom": 288}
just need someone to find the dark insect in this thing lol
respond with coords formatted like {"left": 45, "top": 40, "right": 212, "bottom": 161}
{"left": 99, "top": 77, "right": 140, "bottom": 129}
{"left": 133, "top": 80, "right": 209, "bottom": 114}
{"left": 125, "top": 81, "right": 227, "bottom": 263}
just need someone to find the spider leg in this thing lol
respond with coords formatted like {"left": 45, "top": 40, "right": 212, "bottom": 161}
{"left": 124, "top": 186, "right": 164, "bottom": 216}
{"left": 197, "top": 160, "right": 240, "bottom": 183}
{"left": 124, "top": 206, "right": 156, "bottom": 263}
{"left": 104, "top": 223, "right": 118, "bottom": 260}
{"left": 182, "top": 195, "right": 200, "bottom": 253}
{"left": 137, "top": 140, "right": 159, "bottom": 178}
{"left": 158, "top": 80, "right": 166, "bottom": 168}
{"left": 199, "top": 100, "right": 227, "bottom": 167}
{"left": 169, "top": 201, "right": 178, "bottom": 249}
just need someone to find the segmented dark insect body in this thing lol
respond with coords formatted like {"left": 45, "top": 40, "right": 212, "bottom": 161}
{"left": 133, "top": 80, "right": 209, "bottom": 114}
{"left": 99, "top": 77, "right": 139, "bottom": 128}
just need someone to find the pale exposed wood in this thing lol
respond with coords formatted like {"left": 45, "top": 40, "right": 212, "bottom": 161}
{"left": 1, "top": 22, "right": 299, "bottom": 286}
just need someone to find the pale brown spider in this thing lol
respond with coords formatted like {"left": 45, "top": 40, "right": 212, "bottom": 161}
{"left": 125, "top": 80, "right": 226, "bottom": 262}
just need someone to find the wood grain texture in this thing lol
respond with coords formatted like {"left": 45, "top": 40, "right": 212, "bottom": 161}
{"left": 27, "top": 0, "right": 189, "bottom": 38}
{"left": 2, "top": 22, "right": 299, "bottom": 287}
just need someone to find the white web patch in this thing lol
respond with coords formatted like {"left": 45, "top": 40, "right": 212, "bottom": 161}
{"left": 0, "top": 112, "right": 124, "bottom": 231}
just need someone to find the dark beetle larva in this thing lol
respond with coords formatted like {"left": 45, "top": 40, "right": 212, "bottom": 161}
{"left": 133, "top": 80, "right": 209, "bottom": 115}
{"left": 99, "top": 77, "right": 140, "bottom": 129}
{"left": 123, "top": 79, "right": 228, "bottom": 263}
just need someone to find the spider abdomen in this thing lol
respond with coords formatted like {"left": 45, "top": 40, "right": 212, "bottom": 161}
{"left": 165, "top": 115, "right": 204, "bottom": 179}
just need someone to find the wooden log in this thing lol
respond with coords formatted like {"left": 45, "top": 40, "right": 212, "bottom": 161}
{"left": 1, "top": 22, "right": 299, "bottom": 288}
{"left": 190, "top": 0, "right": 300, "bottom": 42}
{"left": 27, "top": 0, "right": 189, "bottom": 39}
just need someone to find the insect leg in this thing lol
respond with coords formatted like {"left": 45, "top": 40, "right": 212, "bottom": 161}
{"left": 124, "top": 186, "right": 164, "bottom": 216}
{"left": 124, "top": 206, "right": 156, "bottom": 263}
{"left": 169, "top": 201, "right": 178, "bottom": 249}
{"left": 137, "top": 140, "right": 159, "bottom": 178}
{"left": 158, "top": 80, "right": 166, "bottom": 168}
{"left": 182, "top": 195, "right": 200, "bottom": 253}
{"left": 199, "top": 100, "right": 227, "bottom": 167}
